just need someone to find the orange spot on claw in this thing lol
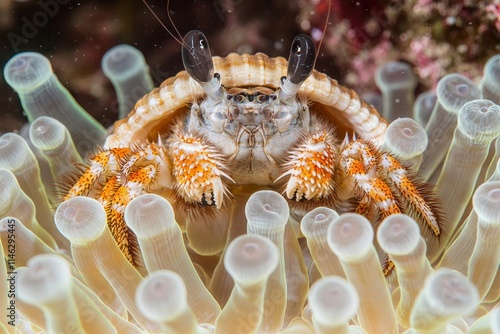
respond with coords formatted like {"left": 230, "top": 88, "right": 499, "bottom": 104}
{"left": 281, "top": 130, "right": 336, "bottom": 200}
{"left": 170, "top": 133, "right": 231, "bottom": 208}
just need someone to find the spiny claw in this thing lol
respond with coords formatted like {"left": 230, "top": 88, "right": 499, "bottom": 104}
{"left": 277, "top": 130, "right": 336, "bottom": 201}
{"left": 169, "top": 131, "right": 232, "bottom": 208}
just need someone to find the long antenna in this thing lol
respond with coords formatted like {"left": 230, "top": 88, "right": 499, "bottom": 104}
{"left": 166, "top": 0, "right": 185, "bottom": 43}
{"left": 314, "top": 0, "right": 332, "bottom": 65}
{"left": 141, "top": 0, "right": 190, "bottom": 49}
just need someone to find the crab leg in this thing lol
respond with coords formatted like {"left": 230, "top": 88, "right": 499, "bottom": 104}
{"left": 64, "top": 147, "right": 131, "bottom": 199}
{"left": 100, "top": 164, "right": 161, "bottom": 266}
{"left": 120, "top": 142, "right": 172, "bottom": 189}
{"left": 340, "top": 139, "right": 401, "bottom": 220}
{"left": 66, "top": 143, "right": 172, "bottom": 266}
{"left": 379, "top": 153, "right": 442, "bottom": 238}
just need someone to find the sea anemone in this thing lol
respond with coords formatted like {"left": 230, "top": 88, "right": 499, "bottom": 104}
{"left": 1, "top": 27, "right": 500, "bottom": 334}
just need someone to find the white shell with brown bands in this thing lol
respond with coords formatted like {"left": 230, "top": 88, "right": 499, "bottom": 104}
{"left": 105, "top": 53, "right": 388, "bottom": 148}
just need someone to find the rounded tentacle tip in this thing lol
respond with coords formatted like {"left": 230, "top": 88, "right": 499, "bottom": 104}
{"left": 18, "top": 254, "right": 71, "bottom": 305}
{"left": 102, "top": 44, "right": 148, "bottom": 80}
{"left": 327, "top": 213, "right": 374, "bottom": 261}
{"left": 377, "top": 214, "right": 421, "bottom": 256}
{"left": 436, "top": 73, "right": 481, "bottom": 113}
{"left": 0, "top": 216, "right": 16, "bottom": 233}
{"left": 472, "top": 181, "right": 500, "bottom": 225}
{"left": 413, "top": 91, "right": 437, "bottom": 126}
{"left": 482, "top": 54, "right": 500, "bottom": 90}
{"left": 0, "top": 169, "right": 19, "bottom": 213}
{"left": 135, "top": 270, "right": 188, "bottom": 323}
{"left": 124, "top": 193, "right": 176, "bottom": 238}
{"left": 375, "top": 61, "right": 417, "bottom": 90}
{"left": 4, "top": 52, "right": 52, "bottom": 92}
{"left": 458, "top": 99, "right": 500, "bottom": 144}
{"left": 55, "top": 196, "right": 107, "bottom": 244}
{"left": 385, "top": 117, "right": 428, "bottom": 158}
{"left": 0, "top": 132, "right": 33, "bottom": 172}
{"left": 29, "top": 116, "right": 67, "bottom": 151}
{"left": 245, "top": 190, "right": 290, "bottom": 226}
{"left": 424, "top": 268, "right": 479, "bottom": 316}
{"left": 224, "top": 234, "right": 279, "bottom": 286}
{"left": 300, "top": 206, "right": 339, "bottom": 237}
{"left": 308, "top": 276, "right": 359, "bottom": 326}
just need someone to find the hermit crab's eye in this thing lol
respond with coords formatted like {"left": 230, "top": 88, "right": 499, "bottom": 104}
{"left": 182, "top": 30, "right": 214, "bottom": 83}
{"left": 286, "top": 34, "right": 316, "bottom": 85}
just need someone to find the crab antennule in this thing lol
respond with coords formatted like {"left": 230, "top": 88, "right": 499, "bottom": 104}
{"left": 182, "top": 30, "right": 222, "bottom": 101}
{"left": 279, "top": 34, "right": 316, "bottom": 103}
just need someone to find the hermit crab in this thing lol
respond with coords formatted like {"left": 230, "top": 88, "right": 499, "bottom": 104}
{"left": 65, "top": 30, "right": 443, "bottom": 267}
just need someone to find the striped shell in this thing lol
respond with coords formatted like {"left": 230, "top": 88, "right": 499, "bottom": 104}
{"left": 105, "top": 53, "right": 388, "bottom": 148}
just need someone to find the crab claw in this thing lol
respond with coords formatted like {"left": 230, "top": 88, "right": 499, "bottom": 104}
{"left": 277, "top": 130, "right": 336, "bottom": 201}
{"left": 169, "top": 131, "right": 232, "bottom": 208}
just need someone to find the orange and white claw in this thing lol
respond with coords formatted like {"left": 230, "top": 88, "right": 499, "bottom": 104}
{"left": 169, "top": 132, "right": 232, "bottom": 208}
{"left": 278, "top": 130, "right": 336, "bottom": 201}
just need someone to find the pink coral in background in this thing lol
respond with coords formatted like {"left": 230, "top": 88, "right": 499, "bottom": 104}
{"left": 303, "top": 0, "right": 500, "bottom": 93}
{"left": 486, "top": 3, "right": 500, "bottom": 32}
{"left": 348, "top": 39, "right": 392, "bottom": 89}
{"left": 409, "top": 35, "right": 448, "bottom": 88}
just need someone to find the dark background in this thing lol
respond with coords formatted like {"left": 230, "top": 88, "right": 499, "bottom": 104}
{"left": 0, "top": 0, "right": 324, "bottom": 133}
